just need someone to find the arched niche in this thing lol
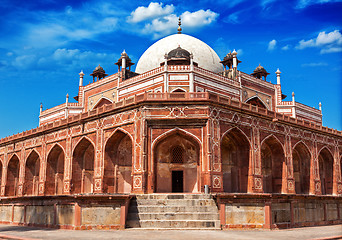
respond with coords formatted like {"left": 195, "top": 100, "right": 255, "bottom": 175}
{"left": 104, "top": 130, "right": 133, "bottom": 194}
{"left": 24, "top": 150, "right": 40, "bottom": 196}
{"left": 221, "top": 128, "right": 250, "bottom": 193}
{"left": 72, "top": 138, "right": 95, "bottom": 194}
{"left": 46, "top": 145, "right": 65, "bottom": 195}
{"left": 246, "top": 96, "right": 267, "bottom": 109}
{"left": 93, "top": 98, "right": 112, "bottom": 110}
{"left": 261, "top": 136, "right": 285, "bottom": 193}
{"left": 153, "top": 131, "right": 200, "bottom": 193}
{"left": 6, "top": 155, "right": 20, "bottom": 196}
{"left": 318, "top": 148, "right": 333, "bottom": 195}
{"left": 293, "top": 142, "right": 311, "bottom": 194}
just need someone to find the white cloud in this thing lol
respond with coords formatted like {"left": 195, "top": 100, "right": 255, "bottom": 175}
{"left": 181, "top": 10, "right": 218, "bottom": 27}
{"left": 316, "top": 30, "right": 342, "bottom": 45}
{"left": 301, "top": 62, "right": 328, "bottom": 67}
{"left": 296, "top": 0, "right": 342, "bottom": 9}
{"left": 281, "top": 45, "right": 290, "bottom": 50}
{"left": 296, "top": 30, "right": 342, "bottom": 54}
{"left": 128, "top": 2, "right": 174, "bottom": 23}
{"left": 140, "top": 9, "right": 219, "bottom": 39}
{"left": 268, "top": 39, "right": 277, "bottom": 51}
{"left": 320, "top": 47, "right": 342, "bottom": 54}
{"left": 142, "top": 14, "right": 178, "bottom": 39}
{"left": 12, "top": 55, "right": 37, "bottom": 70}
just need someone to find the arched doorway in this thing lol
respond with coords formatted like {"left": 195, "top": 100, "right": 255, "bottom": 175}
{"left": 104, "top": 130, "right": 133, "bottom": 193}
{"left": 318, "top": 148, "right": 333, "bottom": 195}
{"left": 154, "top": 131, "right": 200, "bottom": 193}
{"left": 24, "top": 150, "right": 40, "bottom": 196}
{"left": 261, "top": 136, "right": 285, "bottom": 193}
{"left": 46, "top": 145, "right": 65, "bottom": 195}
{"left": 221, "top": 128, "right": 250, "bottom": 193}
{"left": 293, "top": 142, "right": 311, "bottom": 194}
{"left": 6, "top": 155, "right": 20, "bottom": 196}
{"left": 72, "top": 138, "right": 95, "bottom": 194}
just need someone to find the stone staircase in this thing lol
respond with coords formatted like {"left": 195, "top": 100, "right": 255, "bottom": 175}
{"left": 126, "top": 194, "right": 220, "bottom": 229}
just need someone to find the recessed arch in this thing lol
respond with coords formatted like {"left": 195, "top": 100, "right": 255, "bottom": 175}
{"left": 71, "top": 137, "right": 95, "bottom": 194}
{"left": 152, "top": 128, "right": 202, "bottom": 151}
{"left": 46, "top": 144, "right": 65, "bottom": 195}
{"left": 245, "top": 96, "right": 268, "bottom": 109}
{"left": 5, "top": 154, "right": 20, "bottom": 196}
{"left": 104, "top": 129, "right": 133, "bottom": 194}
{"left": 261, "top": 135, "right": 285, "bottom": 193}
{"left": 318, "top": 147, "right": 333, "bottom": 195}
{"left": 153, "top": 129, "right": 201, "bottom": 193}
{"left": 104, "top": 127, "right": 134, "bottom": 149}
{"left": 261, "top": 134, "right": 284, "bottom": 150}
{"left": 221, "top": 127, "right": 250, "bottom": 193}
{"left": 24, "top": 150, "right": 40, "bottom": 196}
{"left": 91, "top": 97, "right": 113, "bottom": 110}
{"left": 72, "top": 136, "right": 95, "bottom": 155}
{"left": 171, "top": 87, "right": 186, "bottom": 93}
{"left": 292, "top": 141, "right": 311, "bottom": 194}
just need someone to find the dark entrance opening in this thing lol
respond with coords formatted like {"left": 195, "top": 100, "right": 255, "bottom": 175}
{"left": 172, "top": 171, "right": 183, "bottom": 193}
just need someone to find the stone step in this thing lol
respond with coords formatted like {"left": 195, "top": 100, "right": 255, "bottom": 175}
{"left": 128, "top": 205, "right": 218, "bottom": 213}
{"left": 134, "top": 199, "right": 217, "bottom": 206}
{"left": 126, "top": 219, "right": 221, "bottom": 229}
{"left": 128, "top": 212, "right": 219, "bottom": 221}
{"left": 135, "top": 194, "right": 212, "bottom": 200}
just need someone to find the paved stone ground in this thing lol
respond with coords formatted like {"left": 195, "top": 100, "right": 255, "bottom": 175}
{"left": 0, "top": 224, "right": 341, "bottom": 240}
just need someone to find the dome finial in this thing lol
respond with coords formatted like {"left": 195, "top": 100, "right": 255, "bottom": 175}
{"left": 177, "top": 17, "right": 182, "bottom": 34}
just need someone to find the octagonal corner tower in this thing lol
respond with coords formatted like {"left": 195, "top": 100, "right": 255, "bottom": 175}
{"left": 135, "top": 33, "right": 223, "bottom": 74}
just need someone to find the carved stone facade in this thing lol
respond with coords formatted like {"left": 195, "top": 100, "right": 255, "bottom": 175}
{"left": 0, "top": 94, "right": 341, "bottom": 197}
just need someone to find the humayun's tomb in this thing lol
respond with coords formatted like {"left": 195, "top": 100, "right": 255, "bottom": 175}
{"left": 0, "top": 22, "right": 341, "bottom": 230}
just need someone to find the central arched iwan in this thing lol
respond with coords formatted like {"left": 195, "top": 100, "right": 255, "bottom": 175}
{"left": 221, "top": 128, "right": 250, "bottom": 193}
{"left": 261, "top": 136, "right": 285, "bottom": 193}
{"left": 104, "top": 130, "right": 133, "bottom": 194}
{"left": 153, "top": 131, "right": 200, "bottom": 193}
{"left": 72, "top": 138, "right": 95, "bottom": 194}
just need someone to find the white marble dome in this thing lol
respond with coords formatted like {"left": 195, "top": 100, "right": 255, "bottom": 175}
{"left": 135, "top": 34, "right": 223, "bottom": 73}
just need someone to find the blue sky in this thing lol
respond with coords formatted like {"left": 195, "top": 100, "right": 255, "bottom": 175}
{"left": 0, "top": 0, "right": 341, "bottom": 138}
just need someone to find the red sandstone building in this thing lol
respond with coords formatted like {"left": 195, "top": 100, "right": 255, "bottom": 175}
{"left": 0, "top": 24, "right": 341, "bottom": 230}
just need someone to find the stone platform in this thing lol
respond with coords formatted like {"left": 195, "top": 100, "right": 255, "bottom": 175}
{"left": 0, "top": 193, "right": 341, "bottom": 230}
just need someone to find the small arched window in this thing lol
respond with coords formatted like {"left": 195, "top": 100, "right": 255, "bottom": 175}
{"left": 171, "top": 146, "right": 184, "bottom": 163}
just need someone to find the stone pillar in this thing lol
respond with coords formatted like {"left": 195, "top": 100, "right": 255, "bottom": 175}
{"left": 132, "top": 109, "right": 145, "bottom": 193}
{"left": 79, "top": 70, "right": 84, "bottom": 87}
{"left": 94, "top": 127, "right": 103, "bottom": 193}
{"left": 250, "top": 125, "right": 263, "bottom": 193}
{"left": 311, "top": 140, "right": 321, "bottom": 195}
{"left": 39, "top": 138, "right": 47, "bottom": 196}
{"left": 284, "top": 134, "right": 295, "bottom": 194}
{"left": 63, "top": 135, "right": 72, "bottom": 194}
{"left": 333, "top": 145, "right": 341, "bottom": 195}
{"left": 208, "top": 111, "right": 223, "bottom": 193}
{"left": 17, "top": 148, "right": 25, "bottom": 197}
{"left": 1, "top": 152, "right": 7, "bottom": 196}
{"left": 189, "top": 53, "right": 194, "bottom": 92}
{"left": 276, "top": 69, "right": 281, "bottom": 85}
